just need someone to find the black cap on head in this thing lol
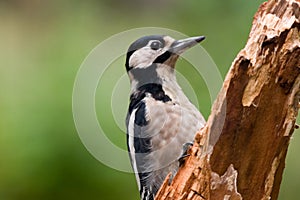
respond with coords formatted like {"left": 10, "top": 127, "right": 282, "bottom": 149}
{"left": 125, "top": 35, "right": 165, "bottom": 71}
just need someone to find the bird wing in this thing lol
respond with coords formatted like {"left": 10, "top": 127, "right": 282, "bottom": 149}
{"left": 126, "top": 99, "right": 155, "bottom": 199}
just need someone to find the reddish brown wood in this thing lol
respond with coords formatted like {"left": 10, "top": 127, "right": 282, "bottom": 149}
{"left": 155, "top": 0, "right": 300, "bottom": 199}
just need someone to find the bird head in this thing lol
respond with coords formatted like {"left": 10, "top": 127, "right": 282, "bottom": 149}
{"left": 125, "top": 35, "right": 205, "bottom": 90}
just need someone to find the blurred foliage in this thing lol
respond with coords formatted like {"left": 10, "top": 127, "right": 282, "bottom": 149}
{"left": 0, "top": 0, "right": 299, "bottom": 199}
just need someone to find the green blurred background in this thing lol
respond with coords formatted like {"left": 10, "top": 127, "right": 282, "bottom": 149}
{"left": 0, "top": 0, "right": 299, "bottom": 199}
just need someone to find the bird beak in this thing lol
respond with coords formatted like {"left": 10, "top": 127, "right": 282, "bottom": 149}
{"left": 170, "top": 36, "right": 205, "bottom": 55}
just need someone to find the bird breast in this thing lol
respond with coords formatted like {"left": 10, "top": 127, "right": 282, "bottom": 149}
{"left": 143, "top": 95, "right": 204, "bottom": 169}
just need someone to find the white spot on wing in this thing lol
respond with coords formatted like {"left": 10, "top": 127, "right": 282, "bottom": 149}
{"left": 128, "top": 108, "right": 141, "bottom": 190}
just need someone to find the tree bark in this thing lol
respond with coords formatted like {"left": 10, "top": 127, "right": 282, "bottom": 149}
{"left": 155, "top": 0, "right": 300, "bottom": 199}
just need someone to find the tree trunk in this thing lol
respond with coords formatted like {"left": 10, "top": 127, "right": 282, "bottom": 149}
{"left": 155, "top": 0, "right": 300, "bottom": 199}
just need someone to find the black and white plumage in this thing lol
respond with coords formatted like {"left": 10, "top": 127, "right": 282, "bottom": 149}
{"left": 125, "top": 35, "right": 206, "bottom": 200}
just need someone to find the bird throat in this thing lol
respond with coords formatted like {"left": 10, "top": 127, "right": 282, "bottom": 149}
{"left": 130, "top": 63, "right": 162, "bottom": 88}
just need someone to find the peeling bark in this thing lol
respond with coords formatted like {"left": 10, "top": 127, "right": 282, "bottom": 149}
{"left": 155, "top": 0, "right": 300, "bottom": 199}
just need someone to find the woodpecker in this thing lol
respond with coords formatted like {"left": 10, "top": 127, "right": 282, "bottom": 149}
{"left": 125, "top": 35, "right": 206, "bottom": 200}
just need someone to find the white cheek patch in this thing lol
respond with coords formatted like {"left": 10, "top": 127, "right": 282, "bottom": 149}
{"left": 129, "top": 47, "right": 158, "bottom": 69}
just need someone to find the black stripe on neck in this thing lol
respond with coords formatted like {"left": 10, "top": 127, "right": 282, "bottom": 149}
{"left": 128, "top": 83, "right": 172, "bottom": 114}
{"left": 153, "top": 51, "right": 173, "bottom": 64}
{"left": 138, "top": 83, "right": 172, "bottom": 102}
{"left": 130, "top": 64, "right": 161, "bottom": 88}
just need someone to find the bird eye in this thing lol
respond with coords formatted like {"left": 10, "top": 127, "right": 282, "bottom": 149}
{"left": 150, "top": 41, "right": 162, "bottom": 50}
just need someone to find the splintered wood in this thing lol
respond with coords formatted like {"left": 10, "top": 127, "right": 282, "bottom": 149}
{"left": 155, "top": 0, "right": 300, "bottom": 199}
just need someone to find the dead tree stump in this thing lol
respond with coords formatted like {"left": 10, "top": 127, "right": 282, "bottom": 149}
{"left": 155, "top": 0, "right": 300, "bottom": 199}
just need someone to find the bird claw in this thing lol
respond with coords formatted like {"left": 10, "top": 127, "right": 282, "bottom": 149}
{"left": 178, "top": 142, "right": 193, "bottom": 166}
